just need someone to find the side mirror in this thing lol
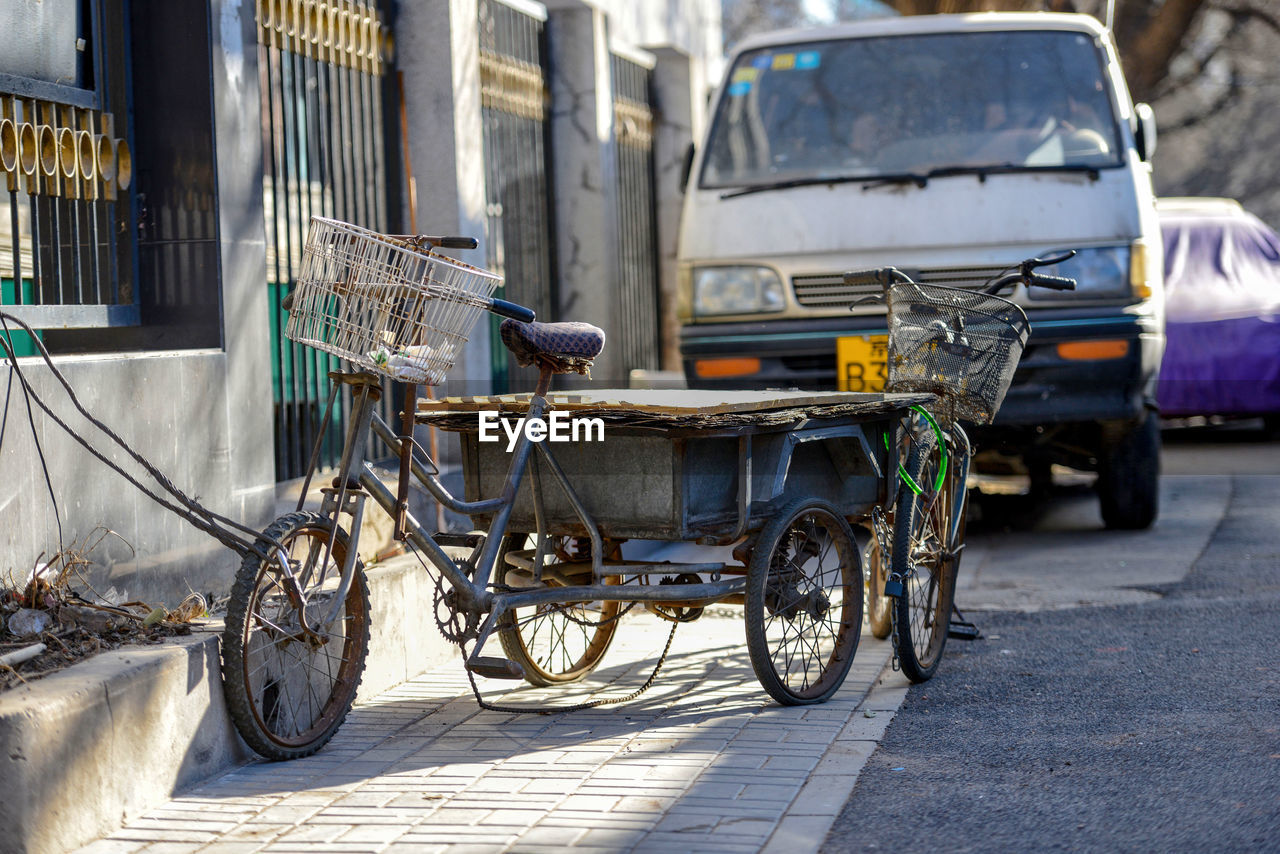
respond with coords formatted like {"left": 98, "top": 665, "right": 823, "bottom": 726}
{"left": 680, "top": 142, "right": 695, "bottom": 192}
{"left": 1134, "top": 103, "right": 1157, "bottom": 161}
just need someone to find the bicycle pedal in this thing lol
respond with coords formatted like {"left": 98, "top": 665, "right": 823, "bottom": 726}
{"left": 434, "top": 532, "right": 483, "bottom": 548}
{"left": 466, "top": 656, "right": 526, "bottom": 680}
{"left": 883, "top": 579, "right": 904, "bottom": 599}
{"left": 948, "top": 620, "right": 981, "bottom": 641}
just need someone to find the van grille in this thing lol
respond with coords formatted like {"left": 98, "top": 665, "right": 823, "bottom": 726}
{"left": 793, "top": 265, "right": 1011, "bottom": 307}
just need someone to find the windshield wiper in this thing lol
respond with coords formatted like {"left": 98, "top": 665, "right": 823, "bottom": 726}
{"left": 861, "top": 163, "right": 1102, "bottom": 191}
{"left": 719, "top": 174, "right": 878, "bottom": 200}
{"left": 719, "top": 163, "right": 1104, "bottom": 199}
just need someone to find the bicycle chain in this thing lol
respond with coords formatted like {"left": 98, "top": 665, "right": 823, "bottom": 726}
{"left": 460, "top": 619, "right": 679, "bottom": 715}
{"left": 419, "top": 536, "right": 680, "bottom": 712}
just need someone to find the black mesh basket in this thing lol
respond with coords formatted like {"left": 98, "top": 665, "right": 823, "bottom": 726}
{"left": 885, "top": 282, "right": 1030, "bottom": 424}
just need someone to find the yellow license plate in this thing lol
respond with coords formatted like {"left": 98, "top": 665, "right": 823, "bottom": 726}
{"left": 836, "top": 334, "right": 889, "bottom": 392}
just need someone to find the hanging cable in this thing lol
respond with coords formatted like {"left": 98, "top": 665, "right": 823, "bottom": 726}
{"left": 0, "top": 311, "right": 275, "bottom": 563}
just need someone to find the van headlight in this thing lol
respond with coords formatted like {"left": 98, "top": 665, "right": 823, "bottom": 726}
{"left": 1026, "top": 247, "right": 1130, "bottom": 300}
{"left": 692, "top": 266, "right": 785, "bottom": 316}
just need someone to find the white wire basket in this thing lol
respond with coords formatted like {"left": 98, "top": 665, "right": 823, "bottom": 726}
{"left": 285, "top": 217, "right": 503, "bottom": 385}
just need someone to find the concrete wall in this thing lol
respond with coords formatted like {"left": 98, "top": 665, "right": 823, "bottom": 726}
{"left": 210, "top": 0, "right": 276, "bottom": 542}
{"left": 397, "top": 0, "right": 494, "bottom": 401}
{"left": 0, "top": 349, "right": 273, "bottom": 606}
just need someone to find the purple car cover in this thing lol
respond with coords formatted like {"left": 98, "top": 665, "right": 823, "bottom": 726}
{"left": 1157, "top": 206, "right": 1280, "bottom": 417}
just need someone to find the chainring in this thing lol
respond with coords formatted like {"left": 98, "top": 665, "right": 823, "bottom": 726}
{"left": 649, "top": 573, "right": 706, "bottom": 623}
{"left": 433, "top": 576, "right": 480, "bottom": 644}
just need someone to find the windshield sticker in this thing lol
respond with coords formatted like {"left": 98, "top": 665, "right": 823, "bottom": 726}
{"left": 732, "top": 67, "right": 760, "bottom": 83}
{"left": 771, "top": 53, "right": 796, "bottom": 70}
{"left": 751, "top": 55, "right": 772, "bottom": 69}
{"left": 727, "top": 80, "right": 753, "bottom": 97}
{"left": 796, "top": 50, "right": 821, "bottom": 69}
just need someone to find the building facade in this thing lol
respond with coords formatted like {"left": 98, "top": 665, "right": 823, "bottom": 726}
{"left": 0, "top": 0, "right": 721, "bottom": 603}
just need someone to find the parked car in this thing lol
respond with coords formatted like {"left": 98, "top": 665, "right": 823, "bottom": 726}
{"left": 678, "top": 13, "right": 1165, "bottom": 529}
{"left": 1156, "top": 198, "right": 1280, "bottom": 428}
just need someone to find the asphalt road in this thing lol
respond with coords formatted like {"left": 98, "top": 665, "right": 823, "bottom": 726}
{"left": 822, "top": 426, "right": 1280, "bottom": 853}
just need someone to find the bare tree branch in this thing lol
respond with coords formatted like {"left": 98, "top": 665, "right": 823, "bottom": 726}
{"left": 1147, "top": 11, "right": 1244, "bottom": 101}
{"left": 1121, "top": 0, "right": 1209, "bottom": 100}
{"left": 1211, "top": 1, "right": 1280, "bottom": 34}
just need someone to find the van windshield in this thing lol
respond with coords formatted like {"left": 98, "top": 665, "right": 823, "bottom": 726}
{"left": 701, "top": 30, "right": 1122, "bottom": 190}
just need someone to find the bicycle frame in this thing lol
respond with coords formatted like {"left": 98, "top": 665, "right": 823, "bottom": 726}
{"left": 890, "top": 407, "right": 970, "bottom": 548}
{"left": 304, "top": 370, "right": 749, "bottom": 665}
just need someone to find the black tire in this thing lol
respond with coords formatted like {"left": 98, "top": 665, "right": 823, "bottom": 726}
{"left": 746, "top": 498, "right": 862, "bottom": 705}
{"left": 222, "top": 513, "right": 370, "bottom": 760}
{"left": 891, "top": 433, "right": 959, "bottom": 683}
{"left": 865, "top": 534, "right": 893, "bottom": 640}
{"left": 1097, "top": 412, "right": 1160, "bottom": 530}
{"left": 495, "top": 535, "right": 621, "bottom": 686}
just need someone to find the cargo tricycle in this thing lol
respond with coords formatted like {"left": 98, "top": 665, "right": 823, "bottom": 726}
{"left": 221, "top": 217, "right": 1070, "bottom": 759}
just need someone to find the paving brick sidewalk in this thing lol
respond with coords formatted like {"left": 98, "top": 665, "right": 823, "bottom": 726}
{"left": 79, "top": 613, "right": 906, "bottom": 854}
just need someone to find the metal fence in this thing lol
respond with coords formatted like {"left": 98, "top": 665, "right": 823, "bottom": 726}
{"left": 255, "top": 0, "right": 399, "bottom": 480}
{"left": 611, "top": 53, "right": 660, "bottom": 373}
{"left": 0, "top": 0, "right": 134, "bottom": 356}
{"left": 479, "top": 0, "right": 556, "bottom": 393}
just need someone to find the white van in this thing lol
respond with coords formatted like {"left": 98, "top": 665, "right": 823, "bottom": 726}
{"left": 677, "top": 12, "right": 1164, "bottom": 529}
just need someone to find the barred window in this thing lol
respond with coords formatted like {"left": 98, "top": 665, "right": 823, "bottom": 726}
{"left": 0, "top": 0, "right": 135, "bottom": 356}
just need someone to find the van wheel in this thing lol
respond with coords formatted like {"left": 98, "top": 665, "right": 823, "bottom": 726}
{"left": 1096, "top": 413, "right": 1160, "bottom": 530}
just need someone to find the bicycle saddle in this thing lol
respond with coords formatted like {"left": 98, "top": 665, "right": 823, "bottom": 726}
{"left": 499, "top": 319, "right": 605, "bottom": 375}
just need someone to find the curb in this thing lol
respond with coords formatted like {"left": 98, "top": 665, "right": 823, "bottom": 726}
{"left": 0, "top": 554, "right": 455, "bottom": 854}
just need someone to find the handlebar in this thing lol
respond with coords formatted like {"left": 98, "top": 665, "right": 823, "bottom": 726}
{"left": 432, "top": 236, "right": 480, "bottom": 249}
{"left": 1026, "top": 272, "right": 1076, "bottom": 291}
{"left": 842, "top": 250, "right": 1077, "bottom": 300}
{"left": 841, "top": 267, "right": 905, "bottom": 288}
{"left": 388, "top": 234, "right": 481, "bottom": 250}
{"left": 488, "top": 298, "right": 536, "bottom": 323}
{"left": 984, "top": 250, "right": 1077, "bottom": 295}
{"left": 1024, "top": 250, "right": 1076, "bottom": 270}
{"left": 388, "top": 234, "right": 536, "bottom": 322}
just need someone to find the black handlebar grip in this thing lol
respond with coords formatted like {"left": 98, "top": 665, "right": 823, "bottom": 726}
{"left": 489, "top": 298, "right": 536, "bottom": 323}
{"left": 1028, "top": 273, "right": 1077, "bottom": 291}
{"left": 393, "top": 234, "right": 480, "bottom": 250}
{"left": 432, "top": 236, "right": 479, "bottom": 249}
{"left": 842, "top": 267, "right": 900, "bottom": 287}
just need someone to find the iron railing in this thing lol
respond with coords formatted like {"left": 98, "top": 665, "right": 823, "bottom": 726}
{"left": 256, "top": 0, "right": 400, "bottom": 480}
{"left": 611, "top": 52, "right": 660, "bottom": 373}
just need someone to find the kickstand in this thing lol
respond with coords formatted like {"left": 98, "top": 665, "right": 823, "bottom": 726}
{"left": 948, "top": 603, "right": 982, "bottom": 640}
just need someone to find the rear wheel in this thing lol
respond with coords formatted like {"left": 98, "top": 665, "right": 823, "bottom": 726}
{"left": 222, "top": 512, "right": 370, "bottom": 760}
{"left": 1097, "top": 412, "right": 1160, "bottom": 530}
{"left": 891, "top": 434, "right": 959, "bottom": 683}
{"left": 495, "top": 535, "right": 622, "bottom": 686}
{"left": 746, "top": 498, "right": 862, "bottom": 705}
{"left": 865, "top": 534, "right": 893, "bottom": 640}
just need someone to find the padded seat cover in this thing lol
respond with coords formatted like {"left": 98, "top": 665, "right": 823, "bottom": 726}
{"left": 499, "top": 319, "right": 605, "bottom": 363}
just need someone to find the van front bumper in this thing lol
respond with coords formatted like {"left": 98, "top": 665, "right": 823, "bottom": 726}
{"left": 680, "top": 309, "right": 1162, "bottom": 426}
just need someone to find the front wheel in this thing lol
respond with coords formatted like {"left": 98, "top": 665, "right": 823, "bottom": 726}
{"left": 745, "top": 498, "right": 862, "bottom": 705}
{"left": 1097, "top": 412, "right": 1160, "bottom": 530}
{"left": 891, "top": 434, "right": 959, "bottom": 683}
{"left": 222, "top": 512, "right": 370, "bottom": 760}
